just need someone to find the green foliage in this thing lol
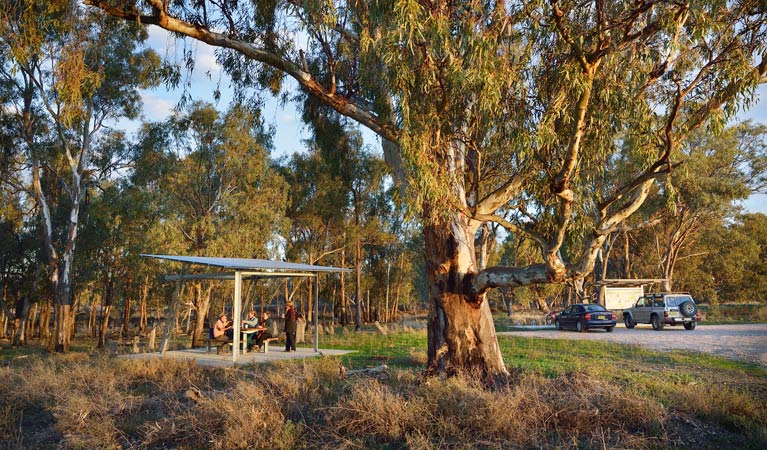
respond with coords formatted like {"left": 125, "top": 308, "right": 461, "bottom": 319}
{"left": 609, "top": 122, "right": 767, "bottom": 297}
{"left": 0, "top": 2, "right": 164, "bottom": 326}
{"left": 83, "top": 1, "right": 767, "bottom": 297}
{"left": 141, "top": 101, "right": 289, "bottom": 258}
{"left": 683, "top": 214, "right": 767, "bottom": 304}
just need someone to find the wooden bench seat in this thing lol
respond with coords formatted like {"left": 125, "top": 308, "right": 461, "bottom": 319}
{"left": 259, "top": 337, "right": 279, "bottom": 353}
{"left": 200, "top": 333, "right": 280, "bottom": 354}
{"left": 202, "top": 337, "right": 233, "bottom": 353}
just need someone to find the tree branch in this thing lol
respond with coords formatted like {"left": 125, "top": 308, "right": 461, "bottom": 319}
{"left": 474, "top": 263, "right": 558, "bottom": 294}
{"left": 474, "top": 172, "right": 526, "bottom": 215}
{"left": 472, "top": 213, "right": 547, "bottom": 250}
{"left": 86, "top": 0, "right": 399, "bottom": 143}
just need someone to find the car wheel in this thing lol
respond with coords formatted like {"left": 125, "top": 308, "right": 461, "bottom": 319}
{"left": 576, "top": 321, "right": 585, "bottom": 333}
{"left": 684, "top": 322, "right": 696, "bottom": 330}
{"left": 651, "top": 314, "right": 664, "bottom": 331}
{"left": 556, "top": 320, "right": 562, "bottom": 330}
{"left": 679, "top": 301, "right": 698, "bottom": 318}
{"left": 624, "top": 316, "right": 635, "bottom": 329}
{"left": 606, "top": 326, "right": 614, "bottom": 332}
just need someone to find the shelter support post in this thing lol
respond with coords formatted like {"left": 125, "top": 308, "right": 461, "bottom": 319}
{"left": 161, "top": 263, "right": 188, "bottom": 355}
{"left": 314, "top": 274, "right": 319, "bottom": 353}
{"left": 233, "top": 271, "right": 242, "bottom": 363}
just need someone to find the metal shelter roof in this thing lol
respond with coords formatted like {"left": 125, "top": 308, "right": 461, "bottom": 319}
{"left": 141, "top": 254, "right": 350, "bottom": 363}
{"left": 140, "top": 254, "right": 351, "bottom": 273}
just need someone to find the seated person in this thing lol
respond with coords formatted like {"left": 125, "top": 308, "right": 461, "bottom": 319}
{"left": 242, "top": 310, "right": 259, "bottom": 348}
{"left": 253, "top": 311, "right": 274, "bottom": 349}
{"left": 213, "top": 313, "right": 233, "bottom": 353}
{"left": 243, "top": 310, "right": 259, "bottom": 329}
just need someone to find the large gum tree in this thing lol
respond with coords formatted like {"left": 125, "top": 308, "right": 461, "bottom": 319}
{"left": 88, "top": 0, "right": 767, "bottom": 376}
{"left": 1, "top": 1, "right": 161, "bottom": 351}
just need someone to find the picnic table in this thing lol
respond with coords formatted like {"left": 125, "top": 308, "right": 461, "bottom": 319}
{"left": 203, "top": 328, "right": 261, "bottom": 354}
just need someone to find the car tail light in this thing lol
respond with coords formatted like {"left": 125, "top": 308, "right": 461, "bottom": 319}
{"left": 664, "top": 311, "right": 668, "bottom": 318}
{"left": 610, "top": 313, "right": 616, "bottom": 320}
{"left": 585, "top": 313, "right": 591, "bottom": 320}
{"left": 696, "top": 311, "right": 701, "bottom": 320}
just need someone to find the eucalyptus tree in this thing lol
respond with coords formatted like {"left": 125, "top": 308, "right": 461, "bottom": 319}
{"left": 137, "top": 102, "right": 288, "bottom": 346}
{"left": 1, "top": 1, "right": 162, "bottom": 351}
{"left": 90, "top": 0, "right": 767, "bottom": 376}
{"left": 284, "top": 102, "right": 392, "bottom": 326}
{"left": 708, "top": 214, "right": 767, "bottom": 303}
{"left": 77, "top": 180, "right": 148, "bottom": 346}
{"left": 294, "top": 104, "right": 362, "bottom": 326}
{"left": 280, "top": 150, "right": 347, "bottom": 320}
{"left": 650, "top": 122, "right": 767, "bottom": 291}
{"left": 0, "top": 189, "right": 39, "bottom": 343}
{"left": 660, "top": 213, "right": 767, "bottom": 304}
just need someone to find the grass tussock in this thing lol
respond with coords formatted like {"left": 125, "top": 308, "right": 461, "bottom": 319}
{"left": 140, "top": 381, "right": 294, "bottom": 449}
{"left": 324, "top": 371, "right": 667, "bottom": 449}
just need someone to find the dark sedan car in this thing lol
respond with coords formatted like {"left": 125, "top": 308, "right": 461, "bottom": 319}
{"left": 555, "top": 303, "right": 616, "bottom": 333}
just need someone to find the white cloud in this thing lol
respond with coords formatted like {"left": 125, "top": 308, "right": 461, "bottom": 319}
{"left": 141, "top": 92, "right": 177, "bottom": 121}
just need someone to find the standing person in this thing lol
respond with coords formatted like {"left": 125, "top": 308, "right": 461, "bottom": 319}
{"left": 284, "top": 301, "right": 297, "bottom": 352}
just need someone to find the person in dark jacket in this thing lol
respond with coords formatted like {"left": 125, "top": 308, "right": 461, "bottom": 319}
{"left": 284, "top": 301, "right": 297, "bottom": 352}
{"left": 254, "top": 311, "right": 273, "bottom": 349}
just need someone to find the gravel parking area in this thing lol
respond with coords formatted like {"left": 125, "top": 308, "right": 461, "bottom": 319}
{"left": 498, "top": 323, "right": 767, "bottom": 367}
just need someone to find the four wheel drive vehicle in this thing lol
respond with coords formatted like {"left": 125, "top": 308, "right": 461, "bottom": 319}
{"left": 623, "top": 293, "right": 700, "bottom": 331}
{"left": 555, "top": 303, "right": 617, "bottom": 333}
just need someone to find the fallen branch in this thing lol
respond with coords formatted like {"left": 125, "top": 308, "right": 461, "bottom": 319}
{"left": 338, "top": 364, "right": 389, "bottom": 380}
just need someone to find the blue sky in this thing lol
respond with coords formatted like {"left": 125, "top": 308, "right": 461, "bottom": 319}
{"left": 128, "top": 28, "right": 767, "bottom": 214}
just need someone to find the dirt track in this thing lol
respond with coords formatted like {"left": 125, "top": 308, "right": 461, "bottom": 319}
{"left": 498, "top": 323, "right": 767, "bottom": 367}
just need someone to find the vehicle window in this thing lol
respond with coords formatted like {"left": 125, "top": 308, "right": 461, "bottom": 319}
{"left": 635, "top": 298, "right": 645, "bottom": 307}
{"left": 654, "top": 298, "right": 665, "bottom": 307}
{"left": 666, "top": 295, "right": 692, "bottom": 307}
{"left": 574, "top": 305, "right": 585, "bottom": 313}
{"left": 584, "top": 304, "right": 606, "bottom": 312}
{"left": 561, "top": 306, "right": 572, "bottom": 315}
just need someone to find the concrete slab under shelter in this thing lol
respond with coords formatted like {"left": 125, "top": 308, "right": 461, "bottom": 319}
{"left": 120, "top": 346, "right": 354, "bottom": 368}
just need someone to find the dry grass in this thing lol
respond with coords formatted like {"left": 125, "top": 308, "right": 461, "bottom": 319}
{"left": 1, "top": 339, "right": 765, "bottom": 450}
{"left": 322, "top": 371, "right": 667, "bottom": 449}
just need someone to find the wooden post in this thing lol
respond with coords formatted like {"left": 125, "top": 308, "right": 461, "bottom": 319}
{"left": 161, "top": 263, "right": 188, "bottom": 355}
{"left": 148, "top": 326, "right": 156, "bottom": 351}
{"left": 314, "top": 274, "right": 319, "bottom": 352}
{"left": 296, "top": 316, "right": 306, "bottom": 343}
{"left": 132, "top": 335, "right": 140, "bottom": 353}
{"left": 385, "top": 257, "right": 390, "bottom": 323}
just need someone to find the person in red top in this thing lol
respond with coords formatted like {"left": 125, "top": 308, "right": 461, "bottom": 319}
{"left": 284, "top": 301, "right": 297, "bottom": 352}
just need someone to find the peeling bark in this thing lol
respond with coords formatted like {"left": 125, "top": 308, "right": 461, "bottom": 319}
{"left": 423, "top": 214, "right": 507, "bottom": 377}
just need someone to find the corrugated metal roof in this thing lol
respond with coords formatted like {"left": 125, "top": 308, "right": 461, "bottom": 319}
{"left": 140, "top": 254, "right": 351, "bottom": 273}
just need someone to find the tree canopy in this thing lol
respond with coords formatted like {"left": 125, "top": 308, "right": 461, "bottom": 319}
{"left": 84, "top": 0, "right": 767, "bottom": 375}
